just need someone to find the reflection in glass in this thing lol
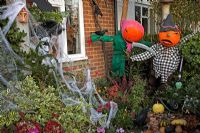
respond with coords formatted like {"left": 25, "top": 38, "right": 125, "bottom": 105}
{"left": 135, "top": 6, "right": 141, "bottom": 23}
{"left": 142, "top": 18, "right": 148, "bottom": 33}
{"left": 66, "top": 0, "right": 80, "bottom": 54}
{"left": 142, "top": 7, "right": 148, "bottom": 17}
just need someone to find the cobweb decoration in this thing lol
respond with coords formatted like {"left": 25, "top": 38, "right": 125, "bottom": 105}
{"left": 0, "top": 0, "right": 118, "bottom": 128}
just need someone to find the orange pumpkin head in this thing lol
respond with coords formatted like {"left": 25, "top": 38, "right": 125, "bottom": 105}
{"left": 158, "top": 30, "right": 181, "bottom": 47}
{"left": 121, "top": 20, "right": 144, "bottom": 43}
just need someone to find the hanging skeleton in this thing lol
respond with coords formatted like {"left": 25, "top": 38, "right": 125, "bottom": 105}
{"left": 89, "top": 0, "right": 103, "bottom": 30}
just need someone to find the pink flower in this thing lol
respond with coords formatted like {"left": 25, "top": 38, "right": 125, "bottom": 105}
{"left": 116, "top": 128, "right": 125, "bottom": 133}
{"left": 97, "top": 127, "right": 105, "bottom": 133}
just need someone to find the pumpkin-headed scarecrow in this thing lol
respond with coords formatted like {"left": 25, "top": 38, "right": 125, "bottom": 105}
{"left": 131, "top": 14, "right": 181, "bottom": 84}
{"left": 89, "top": 20, "right": 154, "bottom": 78}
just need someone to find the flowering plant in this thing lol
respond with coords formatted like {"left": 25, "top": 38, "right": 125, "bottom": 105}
{"left": 116, "top": 128, "right": 125, "bottom": 133}
{"left": 43, "top": 120, "right": 64, "bottom": 133}
{"left": 96, "top": 127, "right": 105, "bottom": 133}
{"left": 97, "top": 101, "right": 111, "bottom": 113}
{"left": 15, "top": 120, "right": 41, "bottom": 133}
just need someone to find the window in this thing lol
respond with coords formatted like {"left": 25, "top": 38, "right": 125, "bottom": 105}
{"left": 135, "top": 4, "right": 150, "bottom": 33}
{"left": 59, "top": 0, "right": 86, "bottom": 62}
{"left": 116, "top": 0, "right": 151, "bottom": 34}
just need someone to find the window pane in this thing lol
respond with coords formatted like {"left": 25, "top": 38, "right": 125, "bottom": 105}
{"left": 142, "top": 18, "right": 148, "bottom": 33}
{"left": 135, "top": 6, "right": 141, "bottom": 23}
{"left": 142, "top": 7, "right": 148, "bottom": 17}
{"left": 66, "top": 0, "right": 80, "bottom": 54}
{"left": 150, "top": 9, "right": 155, "bottom": 34}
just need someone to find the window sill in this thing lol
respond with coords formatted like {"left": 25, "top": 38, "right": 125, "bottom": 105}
{"left": 59, "top": 55, "right": 88, "bottom": 63}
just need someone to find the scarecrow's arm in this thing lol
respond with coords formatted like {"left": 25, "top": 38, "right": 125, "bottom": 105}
{"left": 138, "top": 40, "right": 152, "bottom": 47}
{"left": 180, "top": 31, "right": 199, "bottom": 45}
{"left": 130, "top": 44, "right": 156, "bottom": 61}
{"left": 90, "top": 33, "right": 114, "bottom": 42}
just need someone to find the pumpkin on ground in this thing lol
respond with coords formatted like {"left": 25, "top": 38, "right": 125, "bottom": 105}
{"left": 152, "top": 102, "right": 165, "bottom": 114}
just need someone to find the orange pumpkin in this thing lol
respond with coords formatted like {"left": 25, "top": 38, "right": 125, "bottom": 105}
{"left": 121, "top": 20, "right": 144, "bottom": 43}
{"left": 158, "top": 30, "right": 181, "bottom": 47}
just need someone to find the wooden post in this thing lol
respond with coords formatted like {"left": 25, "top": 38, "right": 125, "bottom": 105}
{"left": 160, "top": 0, "right": 173, "bottom": 20}
{"left": 121, "top": 0, "right": 129, "bottom": 22}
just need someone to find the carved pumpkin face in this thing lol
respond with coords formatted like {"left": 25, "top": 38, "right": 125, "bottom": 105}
{"left": 158, "top": 30, "right": 181, "bottom": 47}
{"left": 121, "top": 20, "right": 144, "bottom": 43}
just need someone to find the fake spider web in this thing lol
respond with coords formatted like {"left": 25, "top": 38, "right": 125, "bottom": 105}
{"left": 0, "top": 0, "right": 117, "bottom": 128}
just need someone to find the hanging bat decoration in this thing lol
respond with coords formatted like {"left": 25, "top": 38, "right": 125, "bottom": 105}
{"left": 89, "top": 0, "right": 103, "bottom": 30}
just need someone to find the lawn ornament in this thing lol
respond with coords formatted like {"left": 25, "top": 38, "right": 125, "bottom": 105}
{"left": 171, "top": 119, "right": 187, "bottom": 133}
{"left": 89, "top": 0, "right": 103, "bottom": 30}
{"left": 158, "top": 30, "right": 180, "bottom": 47}
{"left": 131, "top": 14, "right": 181, "bottom": 84}
{"left": 90, "top": 19, "right": 155, "bottom": 78}
{"left": 17, "top": 7, "right": 28, "bottom": 23}
{"left": 152, "top": 102, "right": 165, "bottom": 114}
{"left": 131, "top": 13, "right": 200, "bottom": 86}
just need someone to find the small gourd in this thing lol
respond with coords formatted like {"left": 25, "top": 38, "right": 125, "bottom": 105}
{"left": 160, "top": 127, "right": 165, "bottom": 133}
{"left": 152, "top": 102, "right": 165, "bottom": 113}
{"left": 143, "top": 129, "right": 153, "bottom": 133}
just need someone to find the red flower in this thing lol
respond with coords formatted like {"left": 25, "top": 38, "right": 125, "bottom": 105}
{"left": 97, "top": 104, "right": 103, "bottom": 112}
{"left": 44, "top": 120, "right": 64, "bottom": 133}
{"left": 108, "top": 84, "right": 118, "bottom": 97}
{"left": 104, "top": 101, "right": 111, "bottom": 110}
{"left": 52, "top": 113, "right": 60, "bottom": 118}
{"left": 15, "top": 120, "right": 41, "bottom": 133}
{"left": 18, "top": 112, "right": 25, "bottom": 119}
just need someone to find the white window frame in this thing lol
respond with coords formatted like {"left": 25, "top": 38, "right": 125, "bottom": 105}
{"left": 135, "top": 3, "right": 150, "bottom": 34}
{"left": 58, "top": 0, "right": 87, "bottom": 62}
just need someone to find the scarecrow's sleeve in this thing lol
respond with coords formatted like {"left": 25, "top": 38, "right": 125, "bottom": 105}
{"left": 138, "top": 40, "right": 152, "bottom": 47}
{"left": 180, "top": 31, "right": 198, "bottom": 45}
{"left": 90, "top": 33, "right": 114, "bottom": 42}
{"left": 130, "top": 44, "right": 156, "bottom": 61}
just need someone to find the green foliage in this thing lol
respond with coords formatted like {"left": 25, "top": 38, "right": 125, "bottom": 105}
{"left": 156, "top": 75, "right": 200, "bottom": 115}
{"left": 6, "top": 23, "right": 27, "bottom": 48}
{"left": 110, "top": 75, "right": 146, "bottom": 131}
{"left": 151, "top": 0, "right": 200, "bottom": 34}
{"left": 181, "top": 75, "right": 200, "bottom": 115}
{"left": 111, "top": 105, "right": 133, "bottom": 130}
{"left": 28, "top": 6, "right": 67, "bottom": 23}
{"left": 143, "top": 34, "right": 158, "bottom": 43}
{"left": 128, "top": 75, "right": 146, "bottom": 113}
{"left": 0, "top": 19, "right": 27, "bottom": 54}
{"left": 95, "top": 78, "right": 112, "bottom": 88}
{"left": 181, "top": 33, "right": 200, "bottom": 81}
{"left": 1, "top": 76, "right": 94, "bottom": 132}
{"left": 0, "top": 111, "right": 20, "bottom": 127}
{"left": 21, "top": 49, "right": 58, "bottom": 87}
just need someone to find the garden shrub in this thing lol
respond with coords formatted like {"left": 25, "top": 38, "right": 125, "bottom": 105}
{"left": 1, "top": 76, "right": 94, "bottom": 132}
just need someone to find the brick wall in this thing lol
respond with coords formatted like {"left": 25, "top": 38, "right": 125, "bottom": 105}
{"left": 84, "top": 0, "right": 115, "bottom": 78}
{"left": 64, "top": 0, "right": 115, "bottom": 79}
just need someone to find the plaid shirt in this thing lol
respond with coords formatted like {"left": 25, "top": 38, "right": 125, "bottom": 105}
{"left": 131, "top": 31, "right": 199, "bottom": 83}
{"left": 179, "top": 31, "right": 198, "bottom": 44}
{"left": 131, "top": 43, "right": 180, "bottom": 83}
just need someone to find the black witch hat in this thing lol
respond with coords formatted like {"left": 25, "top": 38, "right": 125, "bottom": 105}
{"left": 160, "top": 14, "right": 179, "bottom": 32}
